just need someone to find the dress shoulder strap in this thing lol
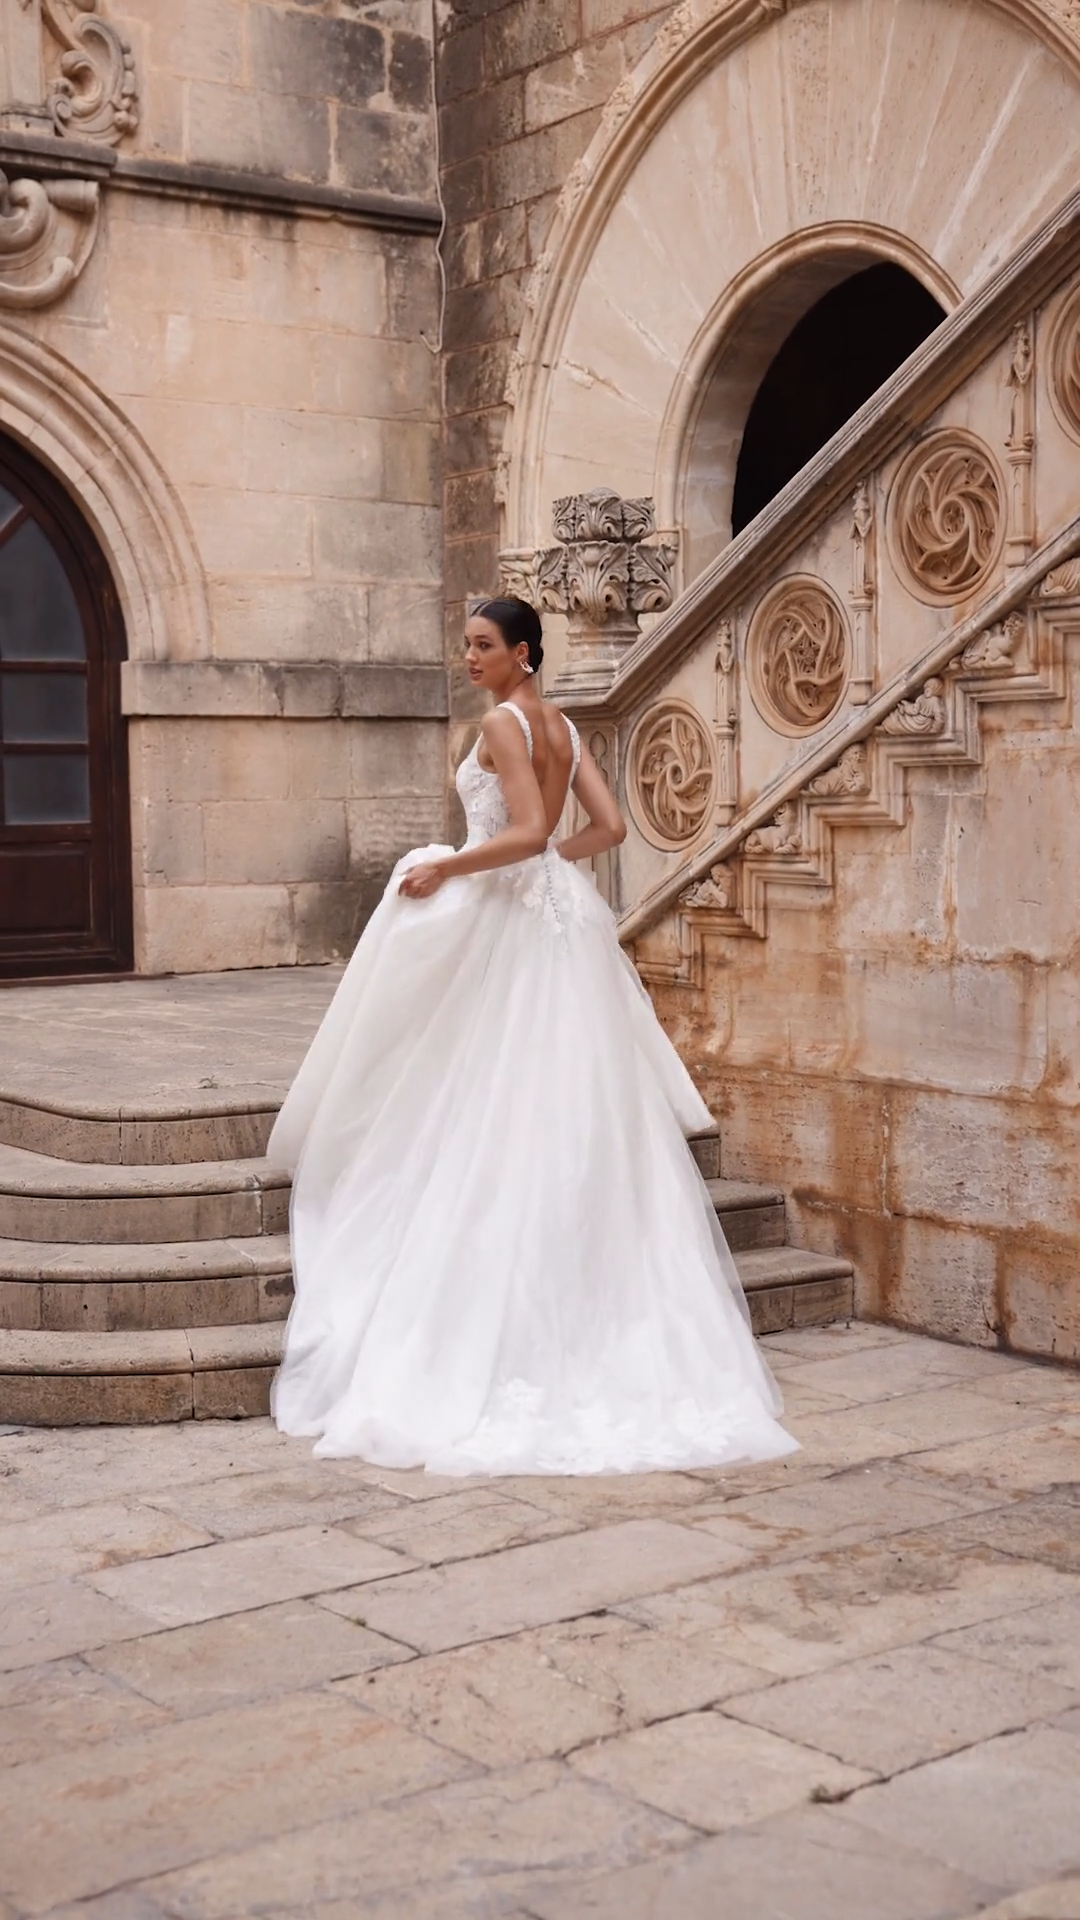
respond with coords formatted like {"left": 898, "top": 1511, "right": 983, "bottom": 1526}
{"left": 564, "top": 714, "right": 581, "bottom": 781}
{"left": 496, "top": 701, "right": 533, "bottom": 759}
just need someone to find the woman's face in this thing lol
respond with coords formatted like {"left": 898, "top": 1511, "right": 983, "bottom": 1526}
{"left": 464, "top": 614, "right": 522, "bottom": 693}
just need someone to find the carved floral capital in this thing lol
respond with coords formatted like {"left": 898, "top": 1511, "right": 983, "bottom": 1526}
{"left": 537, "top": 488, "right": 676, "bottom": 632}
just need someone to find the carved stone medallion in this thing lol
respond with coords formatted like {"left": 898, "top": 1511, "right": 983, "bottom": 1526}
{"left": 889, "top": 431, "right": 1004, "bottom": 603}
{"left": 628, "top": 701, "right": 714, "bottom": 847}
{"left": 747, "top": 576, "right": 850, "bottom": 735}
{"left": 1049, "top": 284, "right": 1080, "bottom": 442}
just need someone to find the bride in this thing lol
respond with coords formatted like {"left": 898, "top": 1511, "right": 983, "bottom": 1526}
{"left": 269, "top": 597, "right": 795, "bottom": 1474}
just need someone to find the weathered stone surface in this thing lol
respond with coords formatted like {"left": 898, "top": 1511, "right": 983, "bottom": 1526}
{"left": 524, "top": 1802, "right": 995, "bottom": 1920}
{"left": 0, "top": 1658, "right": 172, "bottom": 1770}
{"left": 325, "top": 1520, "right": 758, "bottom": 1653}
{"left": 2, "top": 1330, "right": 1078, "bottom": 1912}
{"left": 569, "top": 1712, "right": 872, "bottom": 1833}
{"left": 723, "top": 1643, "right": 1079, "bottom": 1773}
{"left": 341, "top": 1613, "right": 769, "bottom": 1766}
{"left": 0, "top": 1691, "right": 471, "bottom": 1915}
{"left": 932, "top": 1594, "right": 1080, "bottom": 1693}
{"left": 619, "top": 1536, "right": 1079, "bottom": 1681}
{"left": 88, "top": 1600, "right": 412, "bottom": 1714}
{"left": 144, "top": 1760, "right": 689, "bottom": 1919}
{"left": 839, "top": 1727, "right": 1080, "bottom": 1889}
{"left": 0, "top": 1502, "right": 211, "bottom": 1593}
{"left": 87, "top": 1524, "right": 417, "bottom": 1628}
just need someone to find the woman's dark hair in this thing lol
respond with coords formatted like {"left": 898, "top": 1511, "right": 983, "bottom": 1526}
{"left": 474, "top": 596, "right": 544, "bottom": 674}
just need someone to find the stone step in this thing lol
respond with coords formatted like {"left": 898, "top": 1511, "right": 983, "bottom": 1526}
{"left": 0, "top": 1245, "right": 854, "bottom": 1426}
{"left": 705, "top": 1178, "right": 786, "bottom": 1251}
{"left": 0, "top": 1235, "right": 293, "bottom": 1333}
{"left": 0, "top": 1182, "right": 794, "bottom": 1335}
{"left": 0, "top": 1089, "right": 279, "bottom": 1168}
{"left": 0, "top": 1324, "right": 282, "bottom": 1425}
{"left": 0, "top": 1142, "right": 290, "bottom": 1245}
{"left": 735, "top": 1246, "right": 855, "bottom": 1335}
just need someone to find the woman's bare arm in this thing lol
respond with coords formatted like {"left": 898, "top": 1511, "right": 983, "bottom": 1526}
{"left": 554, "top": 742, "right": 627, "bottom": 863}
{"left": 399, "top": 710, "right": 548, "bottom": 896}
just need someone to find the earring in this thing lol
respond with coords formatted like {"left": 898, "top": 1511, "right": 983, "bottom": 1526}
{"left": 520, "top": 659, "right": 534, "bottom": 676}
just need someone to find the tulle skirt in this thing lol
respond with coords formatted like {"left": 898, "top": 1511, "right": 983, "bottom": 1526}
{"left": 269, "top": 845, "right": 796, "bottom": 1474}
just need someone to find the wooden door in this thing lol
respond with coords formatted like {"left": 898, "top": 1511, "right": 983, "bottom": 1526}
{"left": 0, "top": 442, "right": 132, "bottom": 977}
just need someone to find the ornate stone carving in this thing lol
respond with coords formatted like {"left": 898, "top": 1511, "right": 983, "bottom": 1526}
{"left": 681, "top": 862, "right": 735, "bottom": 911}
{"left": 43, "top": 0, "right": 138, "bottom": 145}
{"left": 713, "top": 617, "right": 738, "bottom": 823}
{"left": 539, "top": 488, "right": 677, "bottom": 696}
{"left": 1041, "top": 558, "right": 1080, "bottom": 596}
{"left": 0, "top": 167, "right": 98, "bottom": 306}
{"left": 629, "top": 701, "right": 714, "bottom": 847}
{"left": 890, "top": 431, "right": 1004, "bottom": 603}
{"left": 849, "top": 479, "right": 876, "bottom": 704}
{"left": 1049, "top": 283, "right": 1080, "bottom": 441}
{"left": 496, "top": 547, "right": 539, "bottom": 604}
{"left": 748, "top": 577, "right": 850, "bottom": 735}
{"left": 745, "top": 802, "right": 802, "bottom": 857}
{"left": 959, "top": 610, "right": 1024, "bottom": 671}
{"left": 1005, "top": 318, "right": 1035, "bottom": 570}
{"left": 807, "top": 743, "right": 870, "bottom": 797}
{"left": 878, "top": 677, "right": 947, "bottom": 736}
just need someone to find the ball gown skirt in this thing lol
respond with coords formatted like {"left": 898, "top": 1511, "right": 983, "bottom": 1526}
{"left": 268, "top": 709, "right": 796, "bottom": 1474}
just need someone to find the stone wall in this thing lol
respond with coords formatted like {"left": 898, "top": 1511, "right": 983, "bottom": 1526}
{"left": 649, "top": 679, "right": 1080, "bottom": 1363}
{"left": 0, "top": 0, "right": 446, "bottom": 972}
{"left": 465, "top": 0, "right": 1080, "bottom": 1362}
{"left": 436, "top": 0, "right": 679, "bottom": 792}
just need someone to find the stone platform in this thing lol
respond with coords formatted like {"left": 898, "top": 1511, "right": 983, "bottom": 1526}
{"left": 0, "top": 1323, "right": 1078, "bottom": 1915}
{"left": 0, "top": 969, "right": 341, "bottom": 1165}
{"left": 0, "top": 971, "right": 855, "bottom": 1425}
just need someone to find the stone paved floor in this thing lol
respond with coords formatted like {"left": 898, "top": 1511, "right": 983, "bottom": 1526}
{"left": 0, "top": 969, "right": 341, "bottom": 1115}
{"left": 0, "top": 1326, "right": 1078, "bottom": 1918}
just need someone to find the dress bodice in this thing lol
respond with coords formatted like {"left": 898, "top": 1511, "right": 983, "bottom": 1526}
{"left": 457, "top": 702, "right": 581, "bottom": 848}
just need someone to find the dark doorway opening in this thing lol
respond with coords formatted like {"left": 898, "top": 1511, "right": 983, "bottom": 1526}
{"left": 0, "top": 438, "right": 132, "bottom": 978}
{"left": 731, "top": 263, "right": 947, "bottom": 535}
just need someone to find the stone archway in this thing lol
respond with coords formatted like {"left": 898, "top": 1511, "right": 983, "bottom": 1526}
{"left": 0, "top": 327, "right": 209, "bottom": 666}
{"left": 505, "top": 0, "right": 1080, "bottom": 679}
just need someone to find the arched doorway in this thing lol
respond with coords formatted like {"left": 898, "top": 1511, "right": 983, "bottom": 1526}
{"left": 732, "top": 264, "right": 947, "bottom": 535}
{"left": 0, "top": 438, "right": 131, "bottom": 978}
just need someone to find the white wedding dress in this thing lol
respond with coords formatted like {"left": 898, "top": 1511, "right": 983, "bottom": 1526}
{"left": 269, "top": 703, "right": 795, "bottom": 1473}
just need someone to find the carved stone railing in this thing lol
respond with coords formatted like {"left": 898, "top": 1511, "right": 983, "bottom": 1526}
{"left": 523, "top": 180, "right": 1080, "bottom": 965}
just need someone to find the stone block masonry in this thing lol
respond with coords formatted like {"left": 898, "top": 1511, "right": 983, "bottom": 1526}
{"left": 435, "top": 0, "right": 679, "bottom": 787}
{"left": 0, "top": 0, "right": 450, "bottom": 971}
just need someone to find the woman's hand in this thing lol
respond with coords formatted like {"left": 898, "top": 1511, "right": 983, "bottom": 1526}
{"left": 399, "top": 861, "right": 446, "bottom": 900}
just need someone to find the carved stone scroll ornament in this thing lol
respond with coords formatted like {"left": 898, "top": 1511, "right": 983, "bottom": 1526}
{"left": 878, "top": 676, "right": 947, "bottom": 737}
{"left": 629, "top": 702, "right": 714, "bottom": 847}
{"left": 43, "top": 0, "right": 139, "bottom": 145}
{"left": 749, "top": 577, "right": 850, "bottom": 734}
{"left": 890, "top": 432, "right": 1004, "bottom": 603}
{"left": 681, "top": 863, "right": 735, "bottom": 911}
{"left": 0, "top": 167, "right": 98, "bottom": 307}
{"left": 537, "top": 489, "right": 676, "bottom": 696}
{"left": 1049, "top": 284, "right": 1080, "bottom": 442}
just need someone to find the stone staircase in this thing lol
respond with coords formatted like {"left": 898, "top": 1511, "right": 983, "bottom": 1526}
{"left": 0, "top": 1093, "right": 852, "bottom": 1426}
